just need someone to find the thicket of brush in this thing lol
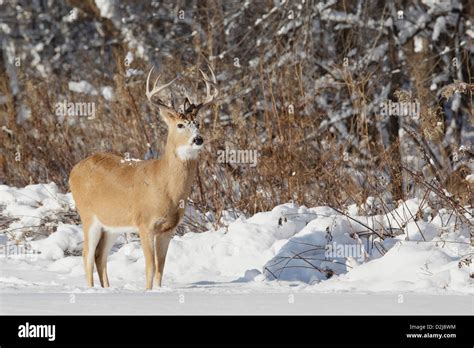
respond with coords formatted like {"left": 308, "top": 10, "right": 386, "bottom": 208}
{"left": 0, "top": 0, "right": 472, "bottom": 233}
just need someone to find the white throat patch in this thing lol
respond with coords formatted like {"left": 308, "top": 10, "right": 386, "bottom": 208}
{"left": 176, "top": 145, "right": 200, "bottom": 161}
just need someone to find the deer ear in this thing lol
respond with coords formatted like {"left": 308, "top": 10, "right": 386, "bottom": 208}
{"left": 183, "top": 98, "right": 192, "bottom": 112}
{"left": 185, "top": 98, "right": 200, "bottom": 117}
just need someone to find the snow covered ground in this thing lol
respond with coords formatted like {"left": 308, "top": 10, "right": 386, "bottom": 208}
{"left": 0, "top": 183, "right": 473, "bottom": 315}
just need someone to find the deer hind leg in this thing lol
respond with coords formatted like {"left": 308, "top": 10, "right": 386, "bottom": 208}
{"left": 153, "top": 232, "right": 173, "bottom": 288}
{"left": 95, "top": 232, "right": 118, "bottom": 288}
{"left": 139, "top": 227, "right": 155, "bottom": 290}
{"left": 83, "top": 218, "right": 102, "bottom": 287}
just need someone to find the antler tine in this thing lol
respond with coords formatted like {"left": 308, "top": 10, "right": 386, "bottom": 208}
{"left": 146, "top": 66, "right": 177, "bottom": 109}
{"left": 184, "top": 90, "right": 194, "bottom": 105}
{"left": 199, "top": 65, "right": 219, "bottom": 106}
{"left": 145, "top": 66, "right": 156, "bottom": 101}
{"left": 208, "top": 64, "right": 217, "bottom": 84}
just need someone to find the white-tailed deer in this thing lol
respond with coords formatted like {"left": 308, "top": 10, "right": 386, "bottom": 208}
{"left": 69, "top": 66, "right": 218, "bottom": 289}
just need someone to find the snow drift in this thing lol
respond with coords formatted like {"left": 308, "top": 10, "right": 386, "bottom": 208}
{"left": 0, "top": 183, "right": 472, "bottom": 294}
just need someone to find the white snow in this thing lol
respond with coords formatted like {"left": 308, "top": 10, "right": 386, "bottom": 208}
{"left": 414, "top": 36, "right": 424, "bottom": 53}
{"left": 432, "top": 16, "right": 446, "bottom": 41}
{"left": 68, "top": 80, "right": 98, "bottom": 95}
{"left": 31, "top": 224, "right": 83, "bottom": 260}
{"left": 0, "top": 184, "right": 473, "bottom": 314}
{"left": 94, "top": 0, "right": 116, "bottom": 19}
{"left": 100, "top": 86, "right": 114, "bottom": 101}
{"left": 125, "top": 51, "right": 134, "bottom": 65}
{"left": 68, "top": 81, "right": 114, "bottom": 100}
{"left": 467, "top": 28, "right": 474, "bottom": 39}
{"left": 125, "top": 68, "right": 143, "bottom": 78}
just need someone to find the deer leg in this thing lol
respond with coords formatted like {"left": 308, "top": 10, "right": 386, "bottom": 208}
{"left": 84, "top": 219, "right": 102, "bottom": 287}
{"left": 154, "top": 232, "right": 173, "bottom": 287}
{"left": 139, "top": 227, "right": 155, "bottom": 290}
{"left": 82, "top": 221, "right": 90, "bottom": 286}
{"left": 95, "top": 232, "right": 118, "bottom": 288}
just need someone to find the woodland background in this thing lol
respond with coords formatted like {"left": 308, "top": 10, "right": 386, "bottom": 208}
{"left": 0, "top": 0, "right": 472, "bottom": 232}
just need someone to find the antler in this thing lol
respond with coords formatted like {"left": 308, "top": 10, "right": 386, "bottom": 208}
{"left": 195, "top": 65, "right": 219, "bottom": 112}
{"left": 146, "top": 66, "right": 177, "bottom": 113}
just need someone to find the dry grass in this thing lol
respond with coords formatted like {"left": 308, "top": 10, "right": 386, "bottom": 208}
{"left": 0, "top": 0, "right": 472, "bottom": 234}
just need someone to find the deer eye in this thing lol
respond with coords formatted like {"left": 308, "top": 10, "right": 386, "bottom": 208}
{"left": 177, "top": 124, "right": 185, "bottom": 129}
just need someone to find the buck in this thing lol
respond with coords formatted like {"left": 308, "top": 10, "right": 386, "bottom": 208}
{"left": 69, "top": 66, "right": 218, "bottom": 290}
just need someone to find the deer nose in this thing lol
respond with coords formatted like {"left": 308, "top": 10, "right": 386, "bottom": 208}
{"left": 193, "top": 136, "right": 203, "bottom": 146}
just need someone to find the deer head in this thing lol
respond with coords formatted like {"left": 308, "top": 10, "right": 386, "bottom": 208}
{"left": 146, "top": 66, "right": 218, "bottom": 161}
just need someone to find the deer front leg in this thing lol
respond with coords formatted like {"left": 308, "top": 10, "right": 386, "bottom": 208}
{"left": 139, "top": 227, "right": 155, "bottom": 290}
{"left": 154, "top": 232, "right": 173, "bottom": 287}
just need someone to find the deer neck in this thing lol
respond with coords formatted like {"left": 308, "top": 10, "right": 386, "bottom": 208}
{"left": 158, "top": 142, "right": 199, "bottom": 204}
